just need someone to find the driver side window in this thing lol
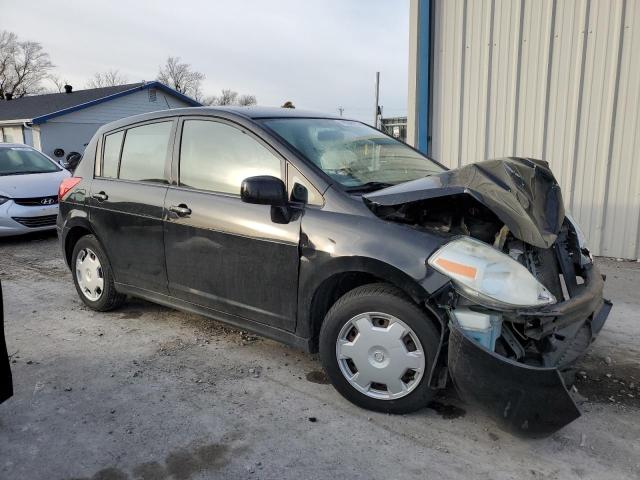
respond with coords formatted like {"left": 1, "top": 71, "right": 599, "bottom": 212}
{"left": 179, "top": 120, "right": 282, "bottom": 195}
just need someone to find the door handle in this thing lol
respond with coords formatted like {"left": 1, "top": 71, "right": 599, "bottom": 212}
{"left": 92, "top": 192, "right": 108, "bottom": 202}
{"left": 169, "top": 204, "right": 192, "bottom": 217}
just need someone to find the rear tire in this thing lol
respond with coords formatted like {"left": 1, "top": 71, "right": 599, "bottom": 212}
{"left": 71, "top": 235, "right": 125, "bottom": 311}
{"left": 319, "top": 283, "right": 440, "bottom": 414}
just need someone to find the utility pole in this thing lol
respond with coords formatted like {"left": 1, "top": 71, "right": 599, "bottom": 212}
{"left": 338, "top": 106, "right": 344, "bottom": 116}
{"left": 373, "top": 71, "right": 380, "bottom": 128}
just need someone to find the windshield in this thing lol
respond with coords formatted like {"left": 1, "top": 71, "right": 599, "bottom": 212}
{"left": 260, "top": 118, "right": 444, "bottom": 190}
{"left": 0, "top": 147, "right": 61, "bottom": 176}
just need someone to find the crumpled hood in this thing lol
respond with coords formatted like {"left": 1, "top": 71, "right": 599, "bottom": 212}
{"left": 364, "top": 157, "right": 564, "bottom": 248}
{"left": 0, "top": 169, "right": 70, "bottom": 199}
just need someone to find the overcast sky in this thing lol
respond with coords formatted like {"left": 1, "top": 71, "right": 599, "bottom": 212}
{"left": 5, "top": 0, "right": 410, "bottom": 123}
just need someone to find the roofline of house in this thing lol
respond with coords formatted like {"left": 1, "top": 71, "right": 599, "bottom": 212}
{"left": 0, "top": 119, "right": 32, "bottom": 126}
{"left": 27, "top": 81, "right": 201, "bottom": 125}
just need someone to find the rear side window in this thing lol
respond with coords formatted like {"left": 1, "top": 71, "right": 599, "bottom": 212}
{"left": 179, "top": 120, "right": 282, "bottom": 194}
{"left": 119, "top": 122, "right": 172, "bottom": 182}
{"left": 102, "top": 131, "right": 124, "bottom": 178}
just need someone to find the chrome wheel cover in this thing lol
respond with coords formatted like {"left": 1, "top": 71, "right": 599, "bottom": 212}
{"left": 336, "top": 312, "right": 426, "bottom": 400}
{"left": 75, "top": 248, "right": 104, "bottom": 301}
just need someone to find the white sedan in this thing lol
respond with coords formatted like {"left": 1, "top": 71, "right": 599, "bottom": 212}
{"left": 0, "top": 144, "right": 70, "bottom": 237}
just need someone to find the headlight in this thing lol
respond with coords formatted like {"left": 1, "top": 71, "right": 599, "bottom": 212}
{"left": 0, "top": 196, "right": 9, "bottom": 206}
{"left": 428, "top": 237, "right": 556, "bottom": 310}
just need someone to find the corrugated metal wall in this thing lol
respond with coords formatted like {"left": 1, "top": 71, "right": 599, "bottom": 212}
{"left": 424, "top": 0, "right": 640, "bottom": 259}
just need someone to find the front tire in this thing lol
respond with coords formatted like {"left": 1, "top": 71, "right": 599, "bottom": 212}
{"left": 71, "top": 235, "right": 125, "bottom": 311}
{"left": 319, "top": 283, "right": 440, "bottom": 414}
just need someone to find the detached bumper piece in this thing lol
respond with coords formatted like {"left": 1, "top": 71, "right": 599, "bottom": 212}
{"left": 448, "top": 324, "right": 579, "bottom": 437}
{"left": 448, "top": 294, "right": 611, "bottom": 437}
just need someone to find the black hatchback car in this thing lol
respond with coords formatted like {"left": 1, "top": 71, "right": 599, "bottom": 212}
{"left": 58, "top": 107, "right": 611, "bottom": 435}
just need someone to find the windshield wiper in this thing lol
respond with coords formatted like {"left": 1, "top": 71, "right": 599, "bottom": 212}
{"left": 346, "top": 181, "right": 394, "bottom": 193}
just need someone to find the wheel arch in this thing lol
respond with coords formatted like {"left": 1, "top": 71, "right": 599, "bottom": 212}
{"left": 298, "top": 256, "right": 442, "bottom": 353}
{"left": 62, "top": 217, "right": 95, "bottom": 268}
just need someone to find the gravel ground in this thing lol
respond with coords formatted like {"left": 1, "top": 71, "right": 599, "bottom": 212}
{"left": 1, "top": 231, "right": 639, "bottom": 480}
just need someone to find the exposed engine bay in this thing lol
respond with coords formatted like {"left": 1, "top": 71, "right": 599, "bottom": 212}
{"left": 362, "top": 157, "right": 612, "bottom": 435}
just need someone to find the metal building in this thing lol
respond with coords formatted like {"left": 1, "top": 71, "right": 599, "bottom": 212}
{"left": 408, "top": 0, "right": 640, "bottom": 260}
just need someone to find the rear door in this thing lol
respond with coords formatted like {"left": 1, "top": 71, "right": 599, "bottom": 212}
{"left": 89, "top": 119, "right": 176, "bottom": 294}
{"left": 163, "top": 117, "right": 301, "bottom": 331}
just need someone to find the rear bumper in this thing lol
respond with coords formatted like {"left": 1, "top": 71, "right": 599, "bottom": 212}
{"left": 447, "top": 264, "right": 612, "bottom": 437}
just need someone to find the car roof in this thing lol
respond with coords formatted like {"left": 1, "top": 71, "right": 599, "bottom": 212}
{"left": 95, "top": 106, "right": 353, "bottom": 135}
{"left": 208, "top": 106, "right": 345, "bottom": 119}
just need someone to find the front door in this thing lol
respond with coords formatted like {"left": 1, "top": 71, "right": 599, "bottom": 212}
{"left": 89, "top": 120, "right": 175, "bottom": 294}
{"left": 163, "top": 118, "right": 300, "bottom": 331}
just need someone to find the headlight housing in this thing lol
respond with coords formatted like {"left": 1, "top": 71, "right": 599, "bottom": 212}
{"left": 428, "top": 237, "right": 556, "bottom": 310}
{"left": 0, "top": 196, "right": 9, "bottom": 206}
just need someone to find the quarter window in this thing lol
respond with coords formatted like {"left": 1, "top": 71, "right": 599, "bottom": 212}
{"left": 179, "top": 120, "right": 282, "bottom": 194}
{"left": 101, "top": 131, "right": 124, "bottom": 178}
{"left": 287, "top": 164, "right": 323, "bottom": 206}
{"left": 119, "top": 121, "right": 172, "bottom": 182}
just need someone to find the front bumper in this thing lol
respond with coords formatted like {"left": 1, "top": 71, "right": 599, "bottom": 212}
{"left": 447, "top": 264, "right": 612, "bottom": 437}
{"left": 0, "top": 200, "right": 59, "bottom": 237}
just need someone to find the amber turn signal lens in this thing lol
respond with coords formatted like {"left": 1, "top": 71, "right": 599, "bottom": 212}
{"left": 434, "top": 257, "right": 477, "bottom": 279}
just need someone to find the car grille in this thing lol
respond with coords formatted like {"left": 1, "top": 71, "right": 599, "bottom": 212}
{"left": 12, "top": 196, "right": 58, "bottom": 206}
{"left": 11, "top": 215, "right": 58, "bottom": 228}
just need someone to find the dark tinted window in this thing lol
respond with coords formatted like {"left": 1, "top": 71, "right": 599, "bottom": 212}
{"left": 179, "top": 120, "right": 281, "bottom": 194}
{"left": 119, "top": 122, "right": 172, "bottom": 182}
{"left": 102, "top": 131, "right": 124, "bottom": 178}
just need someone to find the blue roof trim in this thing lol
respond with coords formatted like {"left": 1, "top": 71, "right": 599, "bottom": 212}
{"left": 31, "top": 81, "right": 202, "bottom": 125}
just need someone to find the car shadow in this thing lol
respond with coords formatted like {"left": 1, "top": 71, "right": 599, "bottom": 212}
{"left": 0, "top": 230, "right": 58, "bottom": 246}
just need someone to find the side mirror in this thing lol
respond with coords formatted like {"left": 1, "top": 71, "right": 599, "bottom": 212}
{"left": 241, "top": 176, "right": 288, "bottom": 206}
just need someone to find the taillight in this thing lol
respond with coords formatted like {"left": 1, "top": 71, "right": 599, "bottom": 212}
{"left": 58, "top": 177, "right": 82, "bottom": 201}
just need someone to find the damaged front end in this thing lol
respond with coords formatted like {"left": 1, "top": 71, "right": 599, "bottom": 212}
{"left": 364, "top": 157, "right": 612, "bottom": 436}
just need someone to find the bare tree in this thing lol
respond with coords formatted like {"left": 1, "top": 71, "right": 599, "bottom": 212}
{"left": 205, "top": 89, "right": 257, "bottom": 107}
{"left": 157, "top": 56, "right": 204, "bottom": 99}
{"left": 47, "top": 74, "right": 67, "bottom": 93}
{"left": 0, "top": 30, "right": 54, "bottom": 99}
{"left": 86, "top": 69, "right": 129, "bottom": 88}
{"left": 237, "top": 94, "right": 257, "bottom": 106}
{"left": 209, "top": 89, "right": 238, "bottom": 106}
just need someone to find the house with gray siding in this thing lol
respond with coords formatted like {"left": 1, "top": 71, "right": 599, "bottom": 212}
{"left": 0, "top": 82, "right": 200, "bottom": 161}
